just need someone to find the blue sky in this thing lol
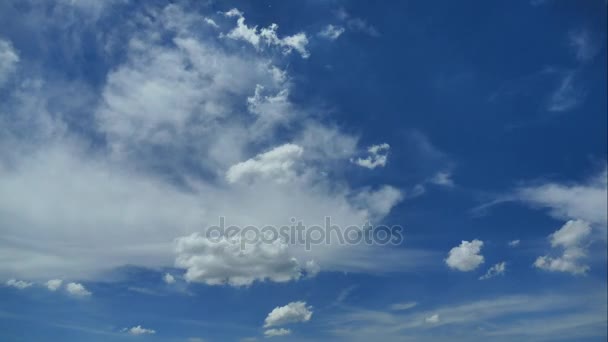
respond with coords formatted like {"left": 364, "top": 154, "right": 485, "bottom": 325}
{"left": 0, "top": 1, "right": 606, "bottom": 341}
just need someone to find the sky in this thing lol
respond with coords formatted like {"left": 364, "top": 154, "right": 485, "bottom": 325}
{"left": 0, "top": 1, "right": 606, "bottom": 341}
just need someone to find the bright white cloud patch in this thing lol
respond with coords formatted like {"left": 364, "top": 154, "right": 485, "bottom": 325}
{"left": 319, "top": 25, "right": 345, "bottom": 40}
{"left": 45, "top": 279, "right": 63, "bottom": 291}
{"left": 352, "top": 143, "right": 390, "bottom": 169}
{"left": 534, "top": 219, "right": 592, "bottom": 275}
{"left": 226, "top": 144, "right": 303, "bottom": 184}
{"left": 6, "top": 279, "right": 33, "bottom": 289}
{"left": 163, "top": 273, "right": 175, "bottom": 284}
{"left": 445, "top": 240, "right": 484, "bottom": 271}
{"left": 125, "top": 325, "right": 156, "bottom": 335}
{"left": 264, "top": 328, "right": 291, "bottom": 337}
{"left": 66, "top": 282, "right": 91, "bottom": 297}
{"left": 175, "top": 234, "right": 302, "bottom": 286}
{"left": 224, "top": 9, "right": 310, "bottom": 58}
{"left": 264, "top": 301, "right": 313, "bottom": 327}
{"left": 479, "top": 261, "right": 506, "bottom": 280}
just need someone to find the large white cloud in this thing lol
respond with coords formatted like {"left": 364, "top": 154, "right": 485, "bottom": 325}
{"left": 0, "top": 3, "right": 423, "bottom": 285}
{"left": 445, "top": 240, "right": 484, "bottom": 271}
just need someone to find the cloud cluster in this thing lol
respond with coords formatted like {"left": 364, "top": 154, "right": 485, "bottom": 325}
{"left": 534, "top": 220, "right": 592, "bottom": 275}
{"left": 263, "top": 301, "right": 312, "bottom": 337}
{"left": 0, "top": 3, "right": 414, "bottom": 286}
{"left": 445, "top": 240, "right": 485, "bottom": 271}
{"left": 479, "top": 262, "right": 506, "bottom": 280}
{"left": 352, "top": 143, "right": 390, "bottom": 169}
{"left": 125, "top": 325, "right": 156, "bottom": 335}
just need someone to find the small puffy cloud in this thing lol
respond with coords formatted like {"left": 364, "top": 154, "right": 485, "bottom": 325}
{"left": 125, "top": 325, "right": 156, "bottom": 335}
{"left": 445, "top": 240, "right": 484, "bottom": 271}
{"left": 319, "top": 25, "right": 345, "bottom": 40}
{"left": 389, "top": 302, "right": 417, "bottom": 311}
{"left": 175, "top": 234, "right": 302, "bottom": 286}
{"left": 6, "top": 279, "right": 33, "bottom": 289}
{"left": 224, "top": 8, "right": 244, "bottom": 18}
{"left": 534, "top": 219, "right": 592, "bottom": 275}
{"left": 352, "top": 143, "right": 390, "bottom": 169}
{"left": 163, "top": 273, "right": 175, "bottom": 284}
{"left": 0, "top": 39, "right": 19, "bottom": 85}
{"left": 264, "top": 301, "right": 313, "bottom": 327}
{"left": 226, "top": 144, "right": 303, "bottom": 184}
{"left": 479, "top": 262, "right": 506, "bottom": 280}
{"left": 45, "top": 279, "right": 63, "bottom": 291}
{"left": 264, "top": 328, "right": 291, "bottom": 337}
{"left": 66, "top": 282, "right": 91, "bottom": 297}
{"left": 507, "top": 239, "right": 520, "bottom": 247}
{"left": 425, "top": 314, "right": 440, "bottom": 324}
{"left": 430, "top": 171, "right": 454, "bottom": 187}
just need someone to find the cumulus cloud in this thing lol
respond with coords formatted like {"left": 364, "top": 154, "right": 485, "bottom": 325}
{"left": 534, "top": 219, "right": 592, "bottom": 275}
{"left": 319, "top": 25, "right": 345, "bottom": 40}
{"left": 125, "top": 325, "right": 156, "bottom": 335}
{"left": 66, "top": 282, "right": 91, "bottom": 297}
{"left": 163, "top": 273, "right": 175, "bottom": 284}
{"left": 223, "top": 9, "right": 310, "bottom": 58}
{"left": 0, "top": 2, "right": 419, "bottom": 286}
{"left": 264, "top": 301, "right": 313, "bottom": 327}
{"left": 264, "top": 328, "right": 291, "bottom": 337}
{"left": 445, "top": 240, "right": 484, "bottom": 271}
{"left": 479, "top": 261, "right": 506, "bottom": 280}
{"left": 226, "top": 144, "right": 303, "bottom": 184}
{"left": 352, "top": 143, "right": 390, "bottom": 169}
{"left": 175, "top": 234, "right": 302, "bottom": 286}
{"left": 6, "top": 279, "right": 33, "bottom": 289}
{"left": 45, "top": 279, "right": 63, "bottom": 291}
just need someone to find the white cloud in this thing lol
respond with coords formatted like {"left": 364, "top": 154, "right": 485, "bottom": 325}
{"left": 319, "top": 25, "right": 345, "bottom": 40}
{"left": 0, "top": 38, "right": 19, "bottom": 85}
{"left": 534, "top": 219, "right": 592, "bottom": 275}
{"left": 226, "top": 144, "right": 304, "bottom": 184}
{"left": 0, "top": 3, "right": 420, "bottom": 286}
{"left": 430, "top": 171, "right": 454, "bottom": 187}
{"left": 352, "top": 143, "right": 390, "bottom": 169}
{"left": 203, "top": 17, "right": 219, "bottom": 29}
{"left": 264, "top": 301, "right": 313, "bottom": 327}
{"left": 445, "top": 240, "right": 484, "bottom": 271}
{"left": 517, "top": 168, "right": 607, "bottom": 229}
{"left": 425, "top": 314, "right": 440, "bottom": 324}
{"left": 264, "top": 328, "right": 291, "bottom": 337}
{"left": 336, "top": 9, "right": 379, "bottom": 37}
{"left": 45, "top": 279, "right": 63, "bottom": 291}
{"left": 389, "top": 302, "right": 417, "bottom": 311}
{"left": 479, "top": 262, "right": 506, "bottom": 280}
{"left": 163, "top": 273, "right": 175, "bottom": 284}
{"left": 507, "top": 239, "right": 520, "bottom": 247}
{"left": 66, "top": 282, "right": 91, "bottom": 297}
{"left": 546, "top": 70, "right": 584, "bottom": 112}
{"left": 6, "top": 279, "right": 33, "bottom": 289}
{"left": 224, "top": 9, "right": 310, "bottom": 58}
{"left": 175, "top": 234, "right": 302, "bottom": 286}
{"left": 125, "top": 325, "right": 156, "bottom": 335}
